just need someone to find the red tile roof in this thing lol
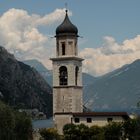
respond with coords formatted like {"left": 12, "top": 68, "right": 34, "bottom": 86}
{"left": 72, "top": 112, "right": 128, "bottom": 117}
{"left": 54, "top": 112, "right": 129, "bottom": 119}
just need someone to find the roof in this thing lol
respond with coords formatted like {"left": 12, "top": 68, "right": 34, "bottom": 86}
{"left": 56, "top": 10, "right": 78, "bottom": 36}
{"left": 54, "top": 112, "right": 129, "bottom": 119}
{"left": 72, "top": 112, "right": 129, "bottom": 117}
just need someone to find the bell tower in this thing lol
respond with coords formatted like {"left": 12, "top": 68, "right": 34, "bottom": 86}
{"left": 51, "top": 10, "right": 83, "bottom": 114}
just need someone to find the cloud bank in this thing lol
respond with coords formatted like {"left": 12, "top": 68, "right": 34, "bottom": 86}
{"left": 0, "top": 8, "right": 69, "bottom": 69}
{"left": 0, "top": 8, "right": 140, "bottom": 76}
{"left": 80, "top": 35, "right": 140, "bottom": 76}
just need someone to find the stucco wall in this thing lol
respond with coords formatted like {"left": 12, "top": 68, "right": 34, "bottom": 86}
{"left": 54, "top": 114, "right": 72, "bottom": 135}
{"left": 52, "top": 60, "right": 82, "bottom": 86}
{"left": 53, "top": 87, "right": 83, "bottom": 113}
{"left": 72, "top": 116, "right": 125, "bottom": 127}
{"left": 57, "top": 37, "right": 78, "bottom": 57}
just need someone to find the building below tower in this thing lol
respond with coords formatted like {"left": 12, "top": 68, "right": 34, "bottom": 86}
{"left": 54, "top": 112, "right": 129, "bottom": 134}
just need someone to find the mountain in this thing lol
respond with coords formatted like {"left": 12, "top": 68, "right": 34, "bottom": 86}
{"left": 82, "top": 73, "right": 97, "bottom": 101}
{"left": 23, "top": 59, "right": 50, "bottom": 74}
{"left": 85, "top": 59, "right": 140, "bottom": 113}
{"left": 23, "top": 58, "right": 140, "bottom": 113}
{"left": 0, "top": 46, "right": 52, "bottom": 117}
{"left": 23, "top": 60, "right": 97, "bottom": 89}
{"left": 23, "top": 59, "right": 52, "bottom": 86}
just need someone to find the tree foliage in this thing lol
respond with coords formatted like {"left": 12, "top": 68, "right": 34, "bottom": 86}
{"left": 76, "top": 124, "right": 90, "bottom": 140}
{"left": 39, "top": 117, "right": 140, "bottom": 140}
{"left": 39, "top": 128, "right": 60, "bottom": 140}
{"left": 0, "top": 101, "right": 15, "bottom": 140}
{"left": 89, "top": 125, "right": 104, "bottom": 140}
{"left": 62, "top": 119, "right": 140, "bottom": 140}
{"left": 104, "top": 122, "right": 122, "bottom": 140}
{"left": 14, "top": 111, "right": 33, "bottom": 140}
{"left": 63, "top": 123, "right": 78, "bottom": 140}
{"left": 0, "top": 101, "right": 32, "bottom": 140}
{"left": 123, "top": 117, "right": 140, "bottom": 140}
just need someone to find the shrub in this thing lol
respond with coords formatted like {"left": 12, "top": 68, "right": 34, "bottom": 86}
{"left": 0, "top": 101, "right": 32, "bottom": 140}
{"left": 104, "top": 122, "right": 122, "bottom": 140}
{"left": 89, "top": 125, "right": 104, "bottom": 140}
{"left": 40, "top": 128, "right": 60, "bottom": 140}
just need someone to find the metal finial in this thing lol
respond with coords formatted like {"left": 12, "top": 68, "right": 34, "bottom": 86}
{"left": 65, "top": 2, "right": 68, "bottom": 13}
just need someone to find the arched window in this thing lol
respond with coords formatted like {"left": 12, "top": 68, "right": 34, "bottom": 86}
{"left": 75, "top": 66, "right": 79, "bottom": 85}
{"left": 59, "top": 66, "right": 68, "bottom": 85}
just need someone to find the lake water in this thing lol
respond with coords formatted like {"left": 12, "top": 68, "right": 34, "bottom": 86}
{"left": 32, "top": 118, "right": 54, "bottom": 129}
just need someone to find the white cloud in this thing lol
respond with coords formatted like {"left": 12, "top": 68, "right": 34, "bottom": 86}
{"left": 35, "top": 9, "right": 72, "bottom": 26}
{"left": 0, "top": 8, "right": 69, "bottom": 69}
{"left": 80, "top": 35, "right": 140, "bottom": 76}
{"left": 1, "top": 8, "right": 140, "bottom": 76}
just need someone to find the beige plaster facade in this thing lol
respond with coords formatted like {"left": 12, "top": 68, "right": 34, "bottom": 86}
{"left": 54, "top": 112, "right": 129, "bottom": 134}
{"left": 72, "top": 116, "right": 125, "bottom": 127}
{"left": 53, "top": 87, "right": 83, "bottom": 113}
{"left": 54, "top": 114, "right": 72, "bottom": 134}
{"left": 56, "top": 37, "right": 78, "bottom": 57}
{"left": 52, "top": 58, "right": 83, "bottom": 87}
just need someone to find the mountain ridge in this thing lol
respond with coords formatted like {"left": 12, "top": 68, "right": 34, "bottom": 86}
{"left": 85, "top": 59, "right": 140, "bottom": 113}
{"left": 23, "top": 58, "right": 140, "bottom": 113}
{"left": 0, "top": 46, "right": 52, "bottom": 117}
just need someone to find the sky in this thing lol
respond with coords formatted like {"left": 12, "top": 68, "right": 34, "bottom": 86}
{"left": 0, "top": 0, "right": 140, "bottom": 76}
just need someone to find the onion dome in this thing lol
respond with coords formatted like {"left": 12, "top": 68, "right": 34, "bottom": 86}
{"left": 56, "top": 10, "right": 78, "bottom": 36}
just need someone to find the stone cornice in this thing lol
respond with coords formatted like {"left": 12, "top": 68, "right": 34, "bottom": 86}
{"left": 50, "top": 56, "right": 84, "bottom": 61}
{"left": 53, "top": 85, "right": 83, "bottom": 88}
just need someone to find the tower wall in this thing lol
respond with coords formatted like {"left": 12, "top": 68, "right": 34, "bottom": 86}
{"left": 52, "top": 59, "right": 82, "bottom": 87}
{"left": 52, "top": 58, "right": 83, "bottom": 113}
{"left": 56, "top": 37, "right": 78, "bottom": 57}
{"left": 53, "top": 86, "right": 83, "bottom": 113}
{"left": 54, "top": 114, "right": 72, "bottom": 135}
{"left": 50, "top": 10, "right": 84, "bottom": 134}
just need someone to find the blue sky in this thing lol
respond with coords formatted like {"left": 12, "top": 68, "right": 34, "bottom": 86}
{"left": 1, "top": 0, "right": 140, "bottom": 76}
{"left": 1, "top": 0, "right": 140, "bottom": 47}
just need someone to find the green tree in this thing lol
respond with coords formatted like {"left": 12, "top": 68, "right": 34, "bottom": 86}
{"left": 14, "top": 111, "right": 33, "bottom": 140}
{"left": 104, "top": 122, "right": 122, "bottom": 140}
{"left": 89, "top": 125, "right": 104, "bottom": 140}
{"left": 123, "top": 118, "right": 140, "bottom": 140}
{"left": 63, "top": 124, "right": 78, "bottom": 140}
{"left": 0, "top": 101, "right": 33, "bottom": 140}
{"left": 133, "top": 117, "right": 140, "bottom": 140}
{"left": 39, "top": 128, "right": 60, "bottom": 140}
{"left": 76, "top": 124, "right": 90, "bottom": 140}
{"left": 63, "top": 123, "right": 90, "bottom": 140}
{"left": 0, "top": 101, "right": 15, "bottom": 140}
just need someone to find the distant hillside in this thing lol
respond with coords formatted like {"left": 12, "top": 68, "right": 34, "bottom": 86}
{"left": 82, "top": 73, "right": 97, "bottom": 101}
{"left": 23, "top": 59, "right": 50, "bottom": 74}
{"left": 23, "top": 59, "right": 52, "bottom": 86}
{"left": 24, "top": 58, "right": 140, "bottom": 113}
{"left": 23, "top": 59, "right": 97, "bottom": 90}
{"left": 0, "top": 46, "right": 52, "bottom": 117}
{"left": 85, "top": 59, "right": 140, "bottom": 113}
